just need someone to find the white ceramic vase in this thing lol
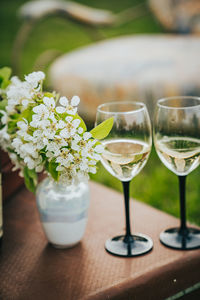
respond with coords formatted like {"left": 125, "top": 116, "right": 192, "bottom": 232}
{"left": 36, "top": 176, "right": 90, "bottom": 249}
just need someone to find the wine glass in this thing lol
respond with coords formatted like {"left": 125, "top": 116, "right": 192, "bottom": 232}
{"left": 96, "top": 101, "right": 153, "bottom": 257}
{"left": 154, "top": 96, "right": 200, "bottom": 250}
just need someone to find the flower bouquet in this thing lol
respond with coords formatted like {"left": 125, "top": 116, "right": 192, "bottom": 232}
{"left": 0, "top": 67, "right": 113, "bottom": 192}
{"left": 0, "top": 67, "right": 113, "bottom": 247}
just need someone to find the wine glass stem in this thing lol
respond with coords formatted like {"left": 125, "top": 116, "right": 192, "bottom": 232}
{"left": 178, "top": 175, "right": 188, "bottom": 234}
{"left": 122, "top": 181, "right": 133, "bottom": 243}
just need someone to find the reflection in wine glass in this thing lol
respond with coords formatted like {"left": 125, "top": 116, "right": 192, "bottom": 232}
{"left": 154, "top": 96, "right": 200, "bottom": 250}
{"left": 96, "top": 101, "right": 153, "bottom": 257}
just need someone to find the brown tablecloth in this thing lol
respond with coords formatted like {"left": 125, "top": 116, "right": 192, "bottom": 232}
{"left": 0, "top": 181, "right": 200, "bottom": 300}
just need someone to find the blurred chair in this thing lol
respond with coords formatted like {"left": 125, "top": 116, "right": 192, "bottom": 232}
{"left": 149, "top": 0, "right": 200, "bottom": 34}
{"left": 13, "top": 0, "right": 200, "bottom": 123}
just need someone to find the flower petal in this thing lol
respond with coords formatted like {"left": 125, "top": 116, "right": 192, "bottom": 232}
{"left": 56, "top": 106, "right": 65, "bottom": 114}
{"left": 65, "top": 116, "right": 73, "bottom": 122}
{"left": 72, "top": 119, "right": 81, "bottom": 128}
{"left": 59, "top": 96, "right": 69, "bottom": 106}
{"left": 33, "top": 104, "right": 46, "bottom": 114}
{"left": 57, "top": 120, "right": 65, "bottom": 129}
{"left": 94, "top": 145, "right": 104, "bottom": 153}
{"left": 71, "top": 96, "right": 80, "bottom": 106}
{"left": 66, "top": 108, "right": 77, "bottom": 115}
{"left": 83, "top": 132, "right": 92, "bottom": 140}
{"left": 43, "top": 97, "right": 55, "bottom": 108}
{"left": 22, "top": 99, "right": 29, "bottom": 107}
{"left": 78, "top": 127, "right": 83, "bottom": 134}
{"left": 60, "top": 128, "right": 70, "bottom": 138}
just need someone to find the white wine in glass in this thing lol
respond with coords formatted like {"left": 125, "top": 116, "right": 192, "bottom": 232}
{"left": 102, "top": 139, "right": 150, "bottom": 181}
{"left": 96, "top": 101, "right": 153, "bottom": 257}
{"left": 154, "top": 96, "right": 200, "bottom": 250}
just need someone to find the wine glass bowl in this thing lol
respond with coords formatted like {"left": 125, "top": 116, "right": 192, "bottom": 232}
{"left": 154, "top": 96, "right": 200, "bottom": 250}
{"left": 96, "top": 101, "right": 153, "bottom": 257}
{"left": 97, "top": 102, "right": 152, "bottom": 182}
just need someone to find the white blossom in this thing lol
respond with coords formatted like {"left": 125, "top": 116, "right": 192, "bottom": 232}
{"left": 71, "top": 95, "right": 80, "bottom": 106}
{"left": 0, "top": 69, "right": 104, "bottom": 188}
{"left": 94, "top": 144, "right": 104, "bottom": 153}
{"left": 59, "top": 117, "right": 81, "bottom": 139}
{"left": 43, "top": 96, "right": 55, "bottom": 108}
{"left": 46, "top": 136, "right": 67, "bottom": 157}
{"left": 12, "top": 137, "right": 23, "bottom": 152}
{"left": 0, "top": 126, "right": 10, "bottom": 151}
{"left": 56, "top": 96, "right": 80, "bottom": 115}
{"left": 56, "top": 148, "right": 74, "bottom": 167}
{"left": 0, "top": 110, "right": 8, "bottom": 125}
{"left": 33, "top": 104, "right": 49, "bottom": 119}
{"left": 25, "top": 71, "right": 45, "bottom": 89}
{"left": 10, "top": 153, "right": 22, "bottom": 171}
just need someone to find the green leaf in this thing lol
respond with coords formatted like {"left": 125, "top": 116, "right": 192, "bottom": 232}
{"left": 7, "top": 121, "right": 18, "bottom": 134}
{"left": 74, "top": 113, "right": 87, "bottom": 131}
{"left": 23, "top": 166, "right": 37, "bottom": 193}
{"left": 90, "top": 117, "right": 114, "bottom": 140}
{"left": 21, "top": 106, "right": 34, "bottom": 123}
{"left": 6, "top": 147, "right": 16, "bottom": 154}
{"left": 43, "top": 92, "right": 55, "bottom": 99}
{"left": 10, "top": 113, "right": 21, "bottom": 120}
{"left": 44, "top": 160, "right": 49, "bottom": 171}
{"left": 48, "top": 159, "right": 59, "bottom": 181}
{"left": 27, "top": 168, "right": 38, "bottom": 180}
{"left": 0, "top": 67, "right": 12, "bottom": 89}
{"left": 0, "top": 99, "right": 8, "bottom": 111}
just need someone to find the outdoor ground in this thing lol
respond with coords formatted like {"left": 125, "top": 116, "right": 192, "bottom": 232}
{"left": 0, "top": 0, "right": 199, "bottom": 225}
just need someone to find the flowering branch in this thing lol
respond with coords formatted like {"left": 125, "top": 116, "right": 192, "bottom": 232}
{"left": 0, "top": 68, "right": 113, "bottom": 193}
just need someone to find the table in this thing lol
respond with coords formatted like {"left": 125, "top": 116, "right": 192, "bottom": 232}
{"left": 0, "top": 181, "right": 200, "bottom": 300}
{"left": 50, "top": 35, "right": 200, "bottom": 122}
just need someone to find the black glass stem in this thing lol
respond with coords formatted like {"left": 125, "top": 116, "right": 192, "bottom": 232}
{"left": 160, "top": 174, "right": 200, "bottom": 250}
{"left": 122, "top": 181, "right": 134, "bottom": 244}
{"left": 178, "top": 175, "right": 188, "bottom": 235}
{"left": 105, "top": 180, "right": 153, "bottom": 257}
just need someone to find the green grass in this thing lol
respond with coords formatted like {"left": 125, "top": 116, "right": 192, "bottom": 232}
{"left": 0, "top": 0, "right": 199, "bottom": 225}
{"left": 91, "top": 147, "right": 200, "bottom": 225}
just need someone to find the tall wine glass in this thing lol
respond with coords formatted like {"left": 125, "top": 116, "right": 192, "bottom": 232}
{"left": 96, "top": 101, "right": 153, "bottom": 257}
{"left": 154, "top": 96, "right": 200, "bottom": 250}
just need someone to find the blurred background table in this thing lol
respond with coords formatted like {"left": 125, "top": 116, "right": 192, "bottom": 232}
{"left": 49, "top": 34, "right": 200, "bottom": 122}
{"left": 0, "top": 181, "right": 200, "bottom": 300}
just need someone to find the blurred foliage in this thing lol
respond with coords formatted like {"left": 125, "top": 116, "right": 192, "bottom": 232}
{"left": 0, "top": 0, "right": 163, "bottom": 75}
{"left": 0, "top": 0, "right": 199, "bottom": 225}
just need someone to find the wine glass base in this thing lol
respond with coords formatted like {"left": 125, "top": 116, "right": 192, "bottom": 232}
{"left": 160, "top": 227, "right": 200, "bottom": 250}
{"left": 105, "top": 234, "right": 153, "bottom": 257}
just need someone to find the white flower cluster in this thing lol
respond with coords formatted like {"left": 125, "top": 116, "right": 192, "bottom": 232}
{"left": 0, "top": 71, "right": 45, "bottom": 163}
{"left": 6, "top": 71, "right": 45, "bottom": 114}
{"left": 0, "top": 71, "right": 104, "bottom": 186}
